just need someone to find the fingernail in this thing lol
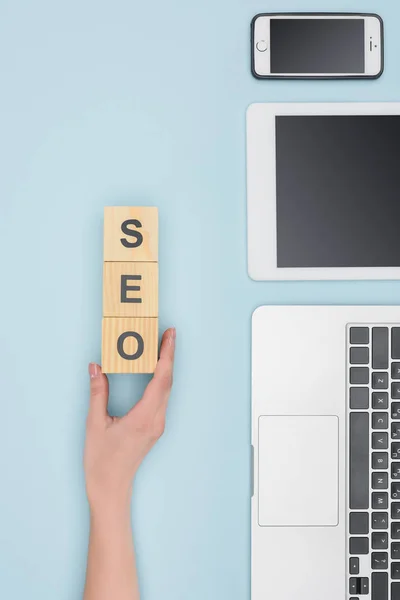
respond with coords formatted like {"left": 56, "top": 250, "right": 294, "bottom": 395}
{"left": 89, "top": 363, "right": 100, "bottom": 379}
{"left": 167, "top": 328, "right": 176, "bottom": 347}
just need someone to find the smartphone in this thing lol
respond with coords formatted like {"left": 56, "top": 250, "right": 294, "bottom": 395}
{"left": 251, "top": 13, "right": 383, "bottom": 79}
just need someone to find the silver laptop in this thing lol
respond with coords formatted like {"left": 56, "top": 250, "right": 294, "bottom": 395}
{"left": 252, "top": 305, "right": 400, "bottom": 600}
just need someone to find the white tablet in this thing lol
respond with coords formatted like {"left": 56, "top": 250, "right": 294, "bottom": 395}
{"left": 247, "top": 102, "right": 400, "bottom": 280}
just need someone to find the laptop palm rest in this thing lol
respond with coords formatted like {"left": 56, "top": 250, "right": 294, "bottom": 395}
{"left": 258, "top": 416, "right": 339, "bottom": 527}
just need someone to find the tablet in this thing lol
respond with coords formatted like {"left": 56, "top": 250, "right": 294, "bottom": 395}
{"left": 247, "top": 102, "right": 400, "bottom": 280}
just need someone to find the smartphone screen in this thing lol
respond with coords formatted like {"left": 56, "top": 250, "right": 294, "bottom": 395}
{"left": 270, "top": 19, "right": 364, "bottom": 74}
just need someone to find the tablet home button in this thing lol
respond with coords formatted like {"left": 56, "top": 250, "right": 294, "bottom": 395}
{"left": 256, "top": 40, "right": 268, "bottom": 52}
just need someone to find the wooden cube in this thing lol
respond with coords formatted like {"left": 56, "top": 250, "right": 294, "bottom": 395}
{"left": 104, "top": 206, "right": 158, "bottom": 262}
{"left": 103, "top": 262, "right": 158, "bottom": 317}
{"left": 102, "top": 318, "right": 158, "bottom": 374}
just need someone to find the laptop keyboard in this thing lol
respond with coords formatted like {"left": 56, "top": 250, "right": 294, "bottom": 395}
{"left": 349, "top": 326, "right": 400, "bottom": 599}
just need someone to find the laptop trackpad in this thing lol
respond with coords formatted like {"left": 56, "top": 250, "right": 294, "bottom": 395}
{"left": 258, "top": 416, "right": 339, "bottom": 527}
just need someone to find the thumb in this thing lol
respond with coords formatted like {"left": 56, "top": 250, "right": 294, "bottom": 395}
{"left": 88, "top": 363, "right": 109, "bottom": 424}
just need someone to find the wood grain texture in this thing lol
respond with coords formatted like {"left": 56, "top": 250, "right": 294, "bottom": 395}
{"left": 104, "top": 206, "right": 158, "bottom": 262}
{"left": 102, "top": 318, "right": 158, "bottom": 374}
{"left": 103, "top": 262, "right": 158, "bottom": 317}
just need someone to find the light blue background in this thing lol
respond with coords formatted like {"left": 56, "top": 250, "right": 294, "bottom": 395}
{"left": 0, "top": 0, "right": 399, "bottom": 598}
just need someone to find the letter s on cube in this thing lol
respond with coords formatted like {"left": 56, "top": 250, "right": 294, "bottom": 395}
{"left": 103, "top": 207, "right": 158, "bottom": 262}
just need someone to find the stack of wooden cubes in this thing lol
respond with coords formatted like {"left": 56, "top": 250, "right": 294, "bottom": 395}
{"left": 102, "top": 206, "right": 158, "bottom": 373}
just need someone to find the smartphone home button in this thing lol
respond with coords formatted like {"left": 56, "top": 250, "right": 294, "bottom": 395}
{"left": 256, "top": 40, "right": 268, "bottom": 52}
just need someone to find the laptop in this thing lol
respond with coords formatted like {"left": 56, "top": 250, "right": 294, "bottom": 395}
{"left": 252, "top": 305, "right": 400, "bottom": 600}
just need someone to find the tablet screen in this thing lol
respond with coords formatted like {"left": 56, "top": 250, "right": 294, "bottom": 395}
{"left": 275, "top": 115, "right": 400, "bottom": 268}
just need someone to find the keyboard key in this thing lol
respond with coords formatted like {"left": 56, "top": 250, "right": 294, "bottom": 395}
{"left": 393, "top": 423, "right": 400, "bottom": 439}
{"left": 392, "top": 504, "right": 400, "bottom": 519}
{"left": 392, "top": 543, "right": 400, "bottom": 559}
{"left": 350, "top": 557, "right": 359, "bottom": 574}
{"left": 350, "top": 512, "right": 369, "bottom": 534}
{"left": 372, "top": 492, "right": 388, "bottom": 509}
{"left": 360, "top": 578, "right": 369, "bottom": 594}
{"left": 372, "top": 572, "right": 388, "bottom": 599}
{"left": 350, "top": 537, "right": 369, "bottom": 554}
{"left": 373, "top": 433, "right": 388, "bottom": 449}
{"left": 349, "top": 578, "right": 358, "bottom": 595}
{"left": 372, "top": 328, "right": 389, "bottom": 369}
{"left": 372, "top": 453, "right": 388, "bottom": 469}
{"left": 373, "top": 372, "right": 389, "bottom": 389}
{"left": 393, "top": 443, "right": 400, "bottom": 459}
{"left": 372, "top": 552, "right": 389, "bottom": 569}
{"left": 392, "top": 328, "right": 400, "bottom": 359}
{"left": 372, "top": 532, "right": 388, "bottom": 549}
{"left": 350, "top": 367, "right": 369, "bottom": 385}
{"left": 373, "top": 513, "right": 388, "bottom": 529}
{"left": 393, "top": 483, "right": 400, "bottom": 499}
{"left": 372, "top": 413, "right": 388, "bottom": 429}
{"left": 393, "top": 402, "right": 400, "bottom": 417}
{"left": 372, "top": 472, "right": 388, "bottom": 489}
{"left": 393, "top": 363, "right": 400, "bottom": 380}
{"left": 392, "top": 582, "right": 400, "bottom": 600}
{"left": 350, "top": 387, "right": 369, "bottom": 409}
{"left": 392, "top": 464, "right": 400, "bottom": 480}
{"left": 372, "top": 392, "right": 389, "bottom": 409}
{"left": 392, "top": 564, "right": 400, "bottom": 579}
{"left": 393, "top": 387, "right": 400, "bottom": 401}
{"left": 350, "top": 412, "right": 369, "bottom": 509}
{"left": 351, "top": 327, "right": 369, "bottom": 345}
{"left": 392, "top": 523, "right": 400, "bottom": 538}
{"left": 350, "top": 347, "right": 369, "bottom": 365}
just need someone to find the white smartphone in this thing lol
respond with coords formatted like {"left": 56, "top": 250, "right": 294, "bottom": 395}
{"left": 251, "top": 13, "right": 383, "bottom": 79}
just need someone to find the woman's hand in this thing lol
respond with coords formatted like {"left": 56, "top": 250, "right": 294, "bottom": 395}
{"left": 83, "top": 328, "right": 175, "bottom": 600}
{"left": 84, "top": 327, "right": 176, "bottom": 513}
